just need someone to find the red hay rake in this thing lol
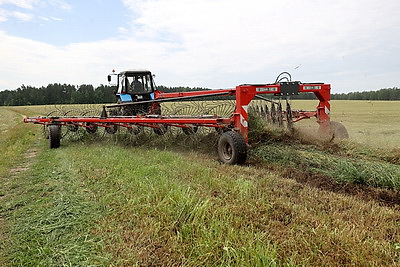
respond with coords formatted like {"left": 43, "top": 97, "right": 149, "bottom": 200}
{"left": 24, "top": 70, "right": 346, "bottom": 165}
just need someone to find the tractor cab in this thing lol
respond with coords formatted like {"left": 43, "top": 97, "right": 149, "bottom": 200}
{"left": 113, "top": 70, "right": 155, "bottom": 102}
{"left": 107, "top": 69, "right": 157, "bottom": 116}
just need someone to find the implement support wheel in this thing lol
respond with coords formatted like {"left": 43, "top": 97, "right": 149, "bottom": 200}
{"left": 318, "top": 121, "right": 349, "bottom": 140}
{"left": 48, "top": 124, "right": 61, "bottom": 148}
{"left": 329, "top": 121, "right": 349, "bottom": 140}
{"left": 217, "top": 131, "right": 247, "bottom": 165}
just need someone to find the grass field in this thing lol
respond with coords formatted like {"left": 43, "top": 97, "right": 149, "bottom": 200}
{"left": 292, "top": 100, "right": 400, "bottom": 149}
{"left": 0, "top": 101, "right": 399, "bottom": 266}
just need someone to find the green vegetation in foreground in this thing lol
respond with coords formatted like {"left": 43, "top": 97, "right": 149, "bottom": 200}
{"left": 70, "top": 145, "right": 284, "bottom": 266}
{"left": 0, "top": 107, "right": 39, "bottom": 184}
{"left": 2, "top": 143, "right": 280, "bottom": 265}
{"left": 4, "top": 142, "right": 399, "bottom": 266}
{"left": 1, "top": 104, "right": 400, "bottom": 266}
{"left": 1, "top": 148, "right": 108, "bottom": 265}
{"left": 251, "top": 140, "right": 400, "bottom": 189}
{"left": 248, "top": 112, "right": 400, "bottom": 190}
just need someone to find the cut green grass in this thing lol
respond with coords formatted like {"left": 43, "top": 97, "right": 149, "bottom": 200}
{"left": 2, "top": 140, "right": 399, "bottom": 265}
{"left": 66, "top": 144, "right": 280, "bottom": 266}
{"left": 13, "top": 142, "right": 395, "bottom": 266}
{"left": 1, "top": 103, "right": 400, "bottom": 266}
{"left": 1, "top": 145, "right": 110, "bottom": 266}
{"left": 251, "top": 142, "right": 400, "bottom": 189}
{"left": 0, "top": 115, "right": 38, "bottom": 178}
{"left": 248, "top": 112, "right": 400, "bottom": 190}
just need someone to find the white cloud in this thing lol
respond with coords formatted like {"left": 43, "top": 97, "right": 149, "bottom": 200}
{"left": 118, "top": 0, "right": 400, "bottom": 89}
{"left": 0, "top": 8, "right": 33, "bottom": 22}
{"left": 0, "top": 0, "right": 69, "bottom": 22}
{"left": 0, "top": 0, "right": 400, "bottom": 92}
{"left": 0, "top": 0, "right": 39, "bottom": 9}
{"left": 11, "top": 10, "right": 32, "bottom": 20}
{"left": 47, "top": 0, "right": 70, "bottom": 10}
{"left": 0, "top": 8, "right": 7, "bottom": 21}
{"left": 0, "top": 0, "right": 70, "bottom": 10}
{"left": 49, "top": 16, "right": 62, "bottom": 21}
{"left": 0, "top": 30, "right": 178, "bottom": 89}
{"left": 38, "top": 15, "right": 62, "bottom": 21}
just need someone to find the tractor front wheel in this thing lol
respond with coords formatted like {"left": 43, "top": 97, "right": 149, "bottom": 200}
{"left": 217, "top": 131, "right": 247, "bottom": 165}
{"left": 48, "top": 124, "right": 61, "bottom": 149}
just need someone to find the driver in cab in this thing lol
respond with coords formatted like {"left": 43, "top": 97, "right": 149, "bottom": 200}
{"left": 130, "top": 76, "right": 144, "bottom": 92}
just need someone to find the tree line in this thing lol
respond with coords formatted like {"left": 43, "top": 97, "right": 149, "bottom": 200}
{"left": 0, "top": 84, "right": 116, "bottom": 106}
{"left": 331, "top": 87, "right": 400, "bottom": 100}
{"left": 0, "top": 84, "right": 399, "bottom": 106}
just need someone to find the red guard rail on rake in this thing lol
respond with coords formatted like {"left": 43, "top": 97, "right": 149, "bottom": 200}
{"left": 24, "top": 79, "right": 333, "bottom": 165}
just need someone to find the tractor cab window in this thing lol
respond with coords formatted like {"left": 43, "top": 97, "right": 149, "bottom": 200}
{"left": 118, "top": 73, "right": 154, "bottom": 95}
{"left": 126, "top": 75, "right": 152, "bottom": 94}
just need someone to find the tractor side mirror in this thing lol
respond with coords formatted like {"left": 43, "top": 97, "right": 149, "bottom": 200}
{"left": 107, "top": 75, "right": 111, "bottom": 82}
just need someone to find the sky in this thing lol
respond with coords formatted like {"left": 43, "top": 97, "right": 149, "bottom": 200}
{"left": 0, "top": 0, "right": 399, "bottom": 93}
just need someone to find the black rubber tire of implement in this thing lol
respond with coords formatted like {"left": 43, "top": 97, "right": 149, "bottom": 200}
{"left": 217, "top": 131, "right": 247, "bottom": 165}
{"left": 48, "top": 124, "right": 61, "bottom": 149}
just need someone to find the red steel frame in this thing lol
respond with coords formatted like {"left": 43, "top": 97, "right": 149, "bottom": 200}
{"left": 24, "top": 82, "right": 331, "bottom": 143}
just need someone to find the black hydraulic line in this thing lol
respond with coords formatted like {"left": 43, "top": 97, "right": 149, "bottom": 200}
{"left": 274, "top": 72, "right": 292, "bottom": 83}
{"left": 105, "top": 91, "right": 234, "bottom": 108}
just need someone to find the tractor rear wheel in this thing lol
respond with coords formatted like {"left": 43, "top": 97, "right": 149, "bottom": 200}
{"left": 48, "top": 124, "right": 61, "bottom": 149}
{"left": 217, "top": 131, "right": 247, "bottom": 165}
